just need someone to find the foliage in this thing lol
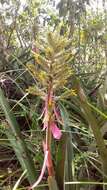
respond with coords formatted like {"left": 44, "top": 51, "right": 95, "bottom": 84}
{"left": 0, "top": 0, "right": 107, "bottom": 190}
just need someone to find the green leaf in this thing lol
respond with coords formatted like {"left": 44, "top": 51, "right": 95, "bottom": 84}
{"left": 56, "top": 133, "right": 68, "bottom": 190}
{"left": 0, "top": 88, "right": 36, "bottom": 185}
{"left": 59, "top": 103, "right": 74, "bottom": 190}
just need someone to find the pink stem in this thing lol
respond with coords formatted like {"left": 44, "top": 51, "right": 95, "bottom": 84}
{"left": 28, "top": 150, "right": 48, "bottom": 190}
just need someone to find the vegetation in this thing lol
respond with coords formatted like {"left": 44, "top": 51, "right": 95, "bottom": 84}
{"left": 0, "top": 0, "right": 107, "bottom": 190}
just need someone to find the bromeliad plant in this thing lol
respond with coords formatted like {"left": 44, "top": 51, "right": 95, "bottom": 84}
{"left": 27, "top": 31, "right": 76, "bottom": 189}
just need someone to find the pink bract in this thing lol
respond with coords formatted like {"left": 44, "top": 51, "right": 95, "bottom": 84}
{"left": 51, "top": 122, "right": 62, "bottom": 140}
